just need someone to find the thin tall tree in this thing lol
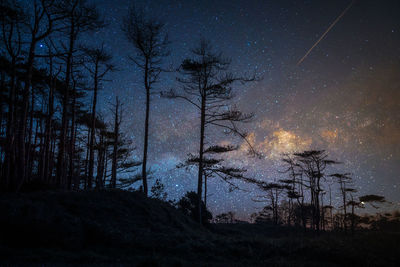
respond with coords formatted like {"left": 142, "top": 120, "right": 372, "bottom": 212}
{"left": 122, "top": 5, "right": 169, "bottom": 196}
{"left": 163, "top": 39, "right": 257, "bottom": 223}
{"left": 82, "top": 44, "right": 114, "bottom": 189}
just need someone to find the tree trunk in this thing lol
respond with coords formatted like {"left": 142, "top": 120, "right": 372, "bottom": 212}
{"left": 96, "top": 133, "right": 104, "bottom": 189}
{"left": 141, "top": 59, "right": 150, "bottom": 196}
{"left": 342, "top": 183, "right": 347, "bottom": 233}
{"left": 111, "top": 97, "right": 119, "bottom": 189}
{"left": 68, "top": 81, "right": 77, "bottom": 190}
{"left": 26, "top": 81, "right": 36, "bottom": 181}
{"left": 351, "top": 195, "right": 355, "bottom": 235}
{"left": 4, "top": 56, "right": 17, "bottom": 190}
{"left": 16, "top": 42, "right": 36, "bottom": 192}
{"left": 204, "top": 173, "right": 207, "bottom": 208}
{"left": 42, "top": 57, "right": 54, "bottom": 184}
{"left": 57, "top": 27, "right": 75, "bottom": 188}
{"left": 88, "top": 62, "right": 99, "bottom": 189}
{"left": 197, "top": 94, "right": 206, "bottom": 224}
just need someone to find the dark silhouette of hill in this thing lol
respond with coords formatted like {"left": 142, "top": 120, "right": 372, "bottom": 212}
{"left": 0, "top": 190, "right": 399, "bottom": 266}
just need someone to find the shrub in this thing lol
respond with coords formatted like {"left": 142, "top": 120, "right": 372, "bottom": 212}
{"left": 176, "top": 191, "right": 212, "bottom": 224}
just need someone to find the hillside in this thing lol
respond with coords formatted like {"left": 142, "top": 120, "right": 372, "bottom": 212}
{"left": 0, "top": 190, "right": 399, "bottom": 266}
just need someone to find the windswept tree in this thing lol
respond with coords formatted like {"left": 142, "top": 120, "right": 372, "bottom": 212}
{"left": 280, "top": 153, "right": 304, "bottom": 227}
{"left": 293, "top": 150, "right": 339, "bottom": 231}
{"left": 346, "top": 191, "right": 361, "bottom": 234}
{"left": 178, "top": 144, "right": 257, "bottom": 208}
{"left": 163, "top": 39, "right": 257, "bottom": 223}
{"left": 82, "top": 44, "right": 114, "bottom": 189}
{"left": 359, "top": 194, "right": 386, "bottom": 209}
{"left": 122, "top": 5, "right": 169, "bottom": 196}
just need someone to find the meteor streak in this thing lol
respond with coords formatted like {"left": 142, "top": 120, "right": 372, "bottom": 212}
{"left": 297, "top": 0, "right": 356, "bottom": 66}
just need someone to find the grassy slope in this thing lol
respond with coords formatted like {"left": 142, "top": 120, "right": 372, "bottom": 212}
{"left": 0, "top": 190, "right": 399, "bottom": 266}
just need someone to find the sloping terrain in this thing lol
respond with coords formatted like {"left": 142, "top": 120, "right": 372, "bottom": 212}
{"left": 0, "top": 190, "right": 399, "bottom": 266}
{"left": 0, "top": 190, "right": 211, "bottom": 265}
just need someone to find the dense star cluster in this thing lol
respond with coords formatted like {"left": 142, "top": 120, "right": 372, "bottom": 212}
{"left": 34, "top": 0, "right": 398, "bottom": 218}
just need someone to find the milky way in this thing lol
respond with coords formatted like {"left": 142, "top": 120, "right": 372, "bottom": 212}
{"left": 82, "top": 0, "right": 400, "bottom": 218}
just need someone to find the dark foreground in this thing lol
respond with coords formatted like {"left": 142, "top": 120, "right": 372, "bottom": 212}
{"left": 0, "top": 190, "right": 399, "bottom": 266}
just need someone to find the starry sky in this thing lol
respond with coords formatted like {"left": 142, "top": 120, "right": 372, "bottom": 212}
{"left": 84, "top": 0, "right": 400, "bottom": 218}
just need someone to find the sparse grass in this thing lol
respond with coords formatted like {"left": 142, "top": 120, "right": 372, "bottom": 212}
{"left": 0, "top": 190, "right": 398, "bottom": 266}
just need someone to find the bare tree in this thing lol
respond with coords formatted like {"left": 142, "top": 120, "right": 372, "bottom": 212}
{"left": 122, "top": 5, "right": 169, "bottom": 196}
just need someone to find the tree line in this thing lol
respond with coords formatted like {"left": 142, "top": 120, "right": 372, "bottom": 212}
{"left": 0, "top": 0, "right": 145, "bottom": 192}
{"left": 212, "top": 150, "right": 389, "bottom": 234}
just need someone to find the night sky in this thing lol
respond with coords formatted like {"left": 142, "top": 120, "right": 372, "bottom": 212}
{"left": 81, "top": 0, "right": 399, "bottom": 218}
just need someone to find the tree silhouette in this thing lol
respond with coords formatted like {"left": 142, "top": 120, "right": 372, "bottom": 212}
{"left": 330, "top": 173, "right": 353, "bottom": 232}
{"left": 103, "top": 98, "right": 141, "bottom": 189}
{"left": 178, "top": 144, "right": 256, "bottom": 208}
{"left": 55, "top": 0, "right": 104, "bottom": 188}
{"left": 177, "top": 191, "right": 212, "bottom": 225}
{"left": 215, "top": 212, "right": 236, "bottom": 223}
{"left": 0, "top": 0, "right": 140, "bottom": 193}
{"left": 163, "top": 39, "right": 257, "bottom": 223}
{"left": 0, "top": 0, "right": 25, "bottom": 190}
{"left": 347, "top": 193, "right": 361, "bottom": 235}
{"left": 122, "top": 5, "right": 169, "bottom": 196}
{"left": 254, "top": 182, "right": 290, "bottom": 225}
{"left": 110, "top": 96, "right": 121, "bottom": 189}
{"left": 293, "top": 150, "right": 339, "bottom": 231}
{"left": 280, "top": 153, "right": 304, "bottom": 227}
{"left": 82, "top": 44, "right": 114, "bottom": 189}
